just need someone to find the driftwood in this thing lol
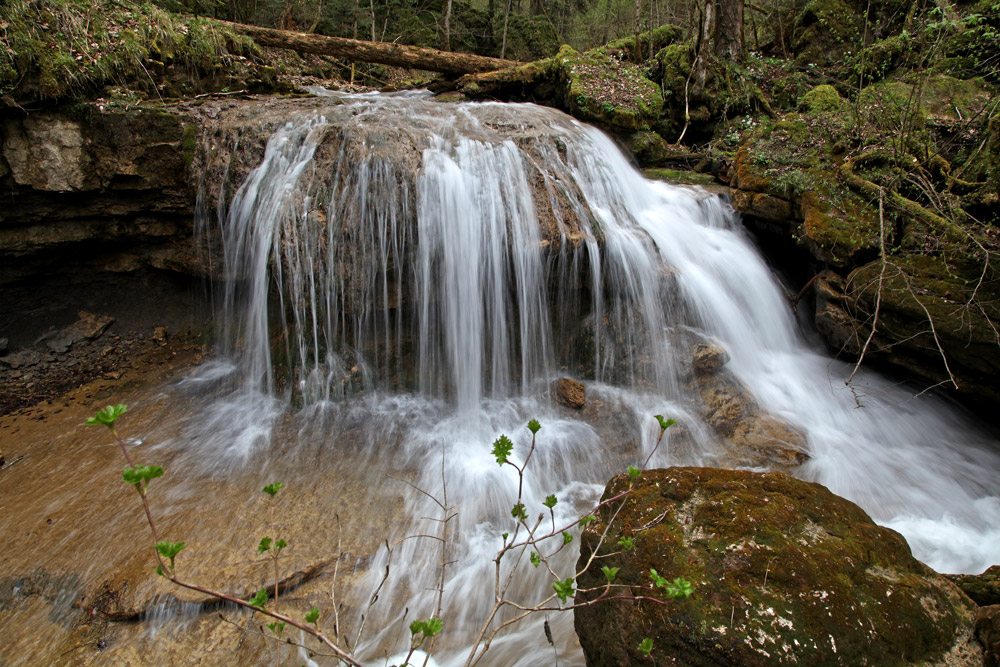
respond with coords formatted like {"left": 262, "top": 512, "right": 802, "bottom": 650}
{"left": 219, "top": 20, "right": 522, "bottom": 75}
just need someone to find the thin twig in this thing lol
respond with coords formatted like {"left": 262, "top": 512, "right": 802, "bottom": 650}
{"left": 847, "top": 187, "right": 887, "bottom": 385}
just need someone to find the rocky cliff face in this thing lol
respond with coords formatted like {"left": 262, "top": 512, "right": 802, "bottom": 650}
{"left": 0, "top": 104, "right": 209, "bottom": 412}
{"left": 1, "top": 107, "right": 201, "bottom": 277}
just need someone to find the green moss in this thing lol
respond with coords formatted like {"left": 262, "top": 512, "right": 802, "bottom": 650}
{"left": 798, "top": 84, "right": 844, "bottom": 113}
{"left": 604, "top": 24, "right": 684, "bottom": 61}
{"left": 577, "top": 468, "right": 977, "bottom": 667}
{"left": 792, "top": 0, "right": 863, "bottom": 66}
{"left": 558, "top": 45, "right": 663, "bottom": 131}
{"left": 1, "top": 0, "right": 258, "bottom": 103}
{"left": 181, "top": 123, "right": 198, "bottom": 168}
{"left": 643, "top": 168, "right": 716, "bottom": 186}
{"left": 848, "top": 33, "right": 911, "bottom": 82}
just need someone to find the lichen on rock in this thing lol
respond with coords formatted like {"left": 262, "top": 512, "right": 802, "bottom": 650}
{"left": 575, "top": 467, "right": 983, "bottom": 666}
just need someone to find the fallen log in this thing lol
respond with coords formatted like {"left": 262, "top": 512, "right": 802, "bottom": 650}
{"left": 218, "top": 20, "right": 523, "bottom": 75}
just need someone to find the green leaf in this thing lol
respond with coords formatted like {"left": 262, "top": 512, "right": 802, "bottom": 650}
{"left": 248, "top": 588, "right": 268, "bottom": 607}
{"left": 649, "top": 568, "right": 668, "bottom": 589}
{"left": 552, "top": 578, "right": 575, "bottom": 604}
{"left": 262, "top": 482, "right": 283, "bottom": 497}
{"left": 617, "top": 536, "right": 634, "bottom": 551}
{"left": 527, "top": 419, "right": 541, "bottom": 435}
{"left": 627, "top": 465, "right": 641, "bottom": 479}
{"left": 511, "top": 502, "right": 528, "bottom": 521}
{"left": 543, "top": 494, "right": 557, "bottom": 509}
{"left": 562, "top": 531, "right": 573, "bottom": 545}
{"left": 654, "top": 415, "right": 677, "bottom": 432}
{"left": 491, "top": 435, "right": 514, "bottom": 466}
{"left": 266, "top": 621, "right": 286, "bottom": 636}
{"left": 257, "top": 537, "right": 272, "bottom": 554}
{"left": 664, "top": 577, "right": 694, "bottom": 599}
{"left": 638, "top": 637, "right": 654, "bottom": 656}
{"left": 578, "top": 515, "right": 596, "bottom": 527}
{"left": 155, "top": 540, "right": 185, "bottom": 569}
{"left": 601, "top": 565, "right": 619, "bottom": 583}
{"left": 275, "top": 538, "right": 287, "bottom": 551}
{"left": 501, "top": 532, "right": 509, "bottom": 541}
{"left": 530, "top": 552, "right": 541, "bottom": 567}
{"left": 305, "top": 607, "right": 320, "bottom": 625}
{"left": 423, "top": 617, "right": 443, "bottom": 637}
{"left": 409, "top": 617, "right": 443, "bottom": 638}
{"left": 155, "top": 564, "right": 166, "bottom": 578}
{"left": 122, "top": 465, "right": 164, "bottom": 488}
{"left": 86, "top": 404, "right": 127, "bottom": 428}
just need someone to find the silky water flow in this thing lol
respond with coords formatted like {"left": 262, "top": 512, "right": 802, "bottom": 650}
{"left": 168, "top": 91, "right": 1000, "bottom": 666}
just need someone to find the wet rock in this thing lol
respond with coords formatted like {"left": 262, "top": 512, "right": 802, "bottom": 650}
{"left": 0, "top": 350, "right": 40, "bottom": 369}
{"left": 730, "top": 189, "right": 794, "bottom": 222}
{"left": 694, "top": 367, "right": 808, "bottom": 469}
{"left": 691, "top": 341, "right": 729, "bottom": 376}
{"left": 728, "top": 415, "right": 809, "bottom": 468}
{"left": 151, "top": 327, "right": 168, "bottom": 347}
{"left": 947, "top": 565, "right": 1000, "bottom": 607}
{"left": 700, "top": 381, "right": 748, "bottom": 435}
{"left": 813, "top": 270, "right": 862, "bottom": 356}
{"left": 979, "top": 606, "right": 1000, "bottom": 667}
{"left": 39, "top": 313, "right": 115, "bottom": 354}
{"left": 576, "top": 467, "right": 982, "bottom": 667}
{"left": 0, "top": 338, "right": 8, "bottom": 355}
{"left": 553, "top": 377, "right": 586, "bottom": 409}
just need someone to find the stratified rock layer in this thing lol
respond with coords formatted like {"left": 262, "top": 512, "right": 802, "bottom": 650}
{"left": 575, "top": 467, "right": 981, "bottom": 666}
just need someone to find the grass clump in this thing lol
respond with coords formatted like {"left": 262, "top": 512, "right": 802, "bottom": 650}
{"left": 0, "top": 0, "right": 258, "bottom": 102}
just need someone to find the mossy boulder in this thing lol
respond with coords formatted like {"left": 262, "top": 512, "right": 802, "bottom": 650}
{"left": 948, "top": 565, "right": 1000, "bottom": 607}
{"left": 575, "top": 467, "right": 982, "bottom": 666}
{"left": 556, "top": 45, "right": 663, "bottom": 131}
{"left": 730, "top": 115, "right": 881, "bottom": 268}
{"left": 604, "top": 24, "right": 684, "bottom": 63}
{"left": 791, "top": 0, "right": 863, "bottom": 66}
{"left": 798, "top": 84, "right": 843, "bottom": 113}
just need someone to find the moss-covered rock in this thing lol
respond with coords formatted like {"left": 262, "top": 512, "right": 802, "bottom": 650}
{"left": 555, "top": 45, "right": 663, "bottom": 131}
{"left": 644, "top": 168, "right": 717, "bottom": 187}
{"left": 791, "top": 0, "right": 863, "bottom": 66}
{"left": 575, "top": 467, "right": 982, "bottom": 666}
{"left": 798, "top": 84, "right": 843, "bottom": 113}
{"left": 948, "top": 565, "right": 1000, "bottom": 607}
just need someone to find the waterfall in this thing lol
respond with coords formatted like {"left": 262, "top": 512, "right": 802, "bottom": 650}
{"left": 187, "top": 91, "right": 999, "bottom": 665}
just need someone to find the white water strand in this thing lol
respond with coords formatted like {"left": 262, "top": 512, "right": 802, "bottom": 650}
{"left": 196, "top": 92, "right": 1000, "bottom": 664}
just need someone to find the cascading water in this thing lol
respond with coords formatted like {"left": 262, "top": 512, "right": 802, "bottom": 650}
{"left": 185, "top": 91, "right": 999, "bottom": 665}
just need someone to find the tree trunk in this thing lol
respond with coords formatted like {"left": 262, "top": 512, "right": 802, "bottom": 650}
{"left": 714, "top": 0, "right": 744, "bottom": 60}
{"left": 443, "top": 0, "right": 453, "bottom": 51}
{"left": 693, "top": 0, "right": 714, "bottom": 94}
{"left": 633, "top": 0, "right": 642, "bottom": 62}
{"left": 220, "top": 20, "right": 522, "bottom": 74}
{"left": 500, "top": 0, "right": 513, "bottom": 59}
{"left": 485, "top": 0, "right": 497, "bottom": 53}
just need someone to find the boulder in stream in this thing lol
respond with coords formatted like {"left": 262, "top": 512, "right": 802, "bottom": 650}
{"left": 553, "top": 377, "right": 586, "bottom": 409}
{"left": 575, "top": 467, "right": 982, "bottom": 666}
